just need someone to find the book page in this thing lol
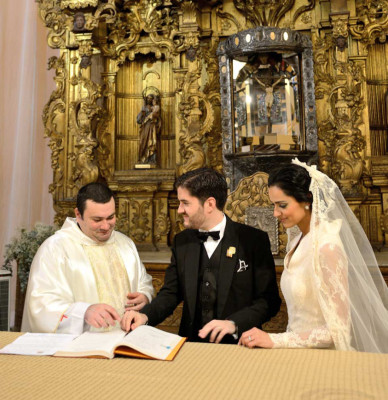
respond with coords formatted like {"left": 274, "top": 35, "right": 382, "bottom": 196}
{"left": 119, "top": 325, "right": 184, "bottom": 360}
{"left": 0, "top": 333, "right": 78, "bottom": 356}
{"left": 54, "top": 329, "right": 126, "bottom": 358}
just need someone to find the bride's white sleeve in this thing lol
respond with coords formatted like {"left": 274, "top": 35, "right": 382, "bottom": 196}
{"left": 268, "top": 326, "right": 333, "bottom": 348}
{"left": 268, "top": 242, "right": 351, "bottom": 349}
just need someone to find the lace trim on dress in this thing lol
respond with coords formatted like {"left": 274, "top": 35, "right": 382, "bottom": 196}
{"left": 269, "top": 326, "right": 333, "bottom": 349}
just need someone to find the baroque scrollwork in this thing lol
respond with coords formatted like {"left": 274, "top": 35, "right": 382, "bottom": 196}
{"left": 224, "top": 171, "right": 288, "bottom": 256}
{"left": 350, "top": 0, "right": 388, "bottom": 44}
{"left": 68, "top": 76, "right": 107, "bottom": 189}
{"left": 38, "top": 1, "right": 69, "bottom": 49}
{"left": 101, "top": 0, "right": 182, "bottom": 62}
{"left": 130, "top": 199, "right": 151, "bottom": 242}
{"left": 154, "top": 199, "right": 171, "bottom": 245}
{"left": 43, "top": 55, "right": 67, "bottom": 200}
{"left": 292, "top": 0, "right": 315, "bottom": 28}
{"left": 177, "top": 65, "right": 207, "bottom": 175}
{"left": 36, "top": 0, "right": 388, "bottom": 252}
{"left": 202, "top": 39, "right": 222, "bottom": 173}
{"left": 315, "top": 35, "right": 366, "bottom": 194}
{"left": 215, "top": 4, "right": 243, "bottom": 34}
{"left": 60, "top": 0, "right": 98, "bottom": 10}
{"left": 116, "top": 200, "right": 130, "bottom": 236}
{"left": 233, "top": 0, "right": 295, "bottom": 27}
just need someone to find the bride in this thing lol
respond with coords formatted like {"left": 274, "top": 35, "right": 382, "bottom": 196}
{"left": 239, "top": 159, "right": 388, "bottom": 353}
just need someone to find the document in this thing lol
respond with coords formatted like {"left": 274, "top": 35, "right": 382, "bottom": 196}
{"left": 54, "top": 325, "right": 186, "bottom": 360}
{"left": 0, "top": 333, "right": 78, "bottom": 356}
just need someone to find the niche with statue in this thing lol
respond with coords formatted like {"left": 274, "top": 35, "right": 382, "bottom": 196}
{"left": 218, "top": 27, "right": 318, "bottom": 189}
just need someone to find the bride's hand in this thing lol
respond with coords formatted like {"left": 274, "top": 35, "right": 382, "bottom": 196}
{"left": 238, "top": 327, "right": 274, "bottom": 348}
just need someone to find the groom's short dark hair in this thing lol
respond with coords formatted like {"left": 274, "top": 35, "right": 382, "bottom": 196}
{"left": 175, "top": 168, "right": 228, "bottom": 211}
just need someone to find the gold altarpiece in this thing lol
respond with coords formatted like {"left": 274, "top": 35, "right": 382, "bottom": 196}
{"left": 37, "top": 0, "right": 388, "bottom": 248}
{"left": 37, "top": 1, "right": 388, "bottom": 332}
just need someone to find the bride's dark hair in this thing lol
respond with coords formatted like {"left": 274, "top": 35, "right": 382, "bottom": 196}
{"left": 268, "top": 164, "right": 313, "bottom": 205}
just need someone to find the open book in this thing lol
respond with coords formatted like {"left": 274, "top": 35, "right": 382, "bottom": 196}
{"left": 54, "top": 325, "right": 186, "bottom": 360}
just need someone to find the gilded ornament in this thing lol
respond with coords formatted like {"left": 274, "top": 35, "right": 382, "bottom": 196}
{"left": 233, "top": 0, "right": 295, "bottom": 27}
{"left": 35, "top": 0, "right": 388, "bottom": 249}
{"left": 61, "top": 0, "right": 98, "bottom": 9}
{"left": 350, "top": 0, "right": 388, "bottom": 44}
{"left": 292, "top": 1, "right": 315, "bottom": 27}
{"left": 130, "top": 200, "right": 151, "bottom": 243}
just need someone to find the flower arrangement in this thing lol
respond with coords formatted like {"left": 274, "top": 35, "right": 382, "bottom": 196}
{"left": 2, "top": 223, "right": 58, "bottom": 292}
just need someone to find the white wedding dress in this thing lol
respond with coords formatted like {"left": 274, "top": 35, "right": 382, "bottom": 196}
{"left": 268, "top": 159, "right": 388, "bottom": 353}
{"left": 269, "top": 227, "right": 350, "bottom": 349}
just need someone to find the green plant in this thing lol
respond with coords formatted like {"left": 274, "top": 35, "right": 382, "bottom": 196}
{"left": 2, "top": 223, "right": 58, "bottom": 292}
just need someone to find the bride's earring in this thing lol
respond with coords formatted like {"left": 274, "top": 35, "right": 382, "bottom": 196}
{"left": 305, "top": 205, "right": 310, "bottom": 210}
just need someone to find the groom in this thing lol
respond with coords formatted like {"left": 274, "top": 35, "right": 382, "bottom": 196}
{"left": 122, "top": 168, "right": 281, "bottom": 343}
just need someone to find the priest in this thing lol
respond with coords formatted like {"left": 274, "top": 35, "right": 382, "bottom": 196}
{"left": 22, "top": 183, "right": 154, "bottom": 334}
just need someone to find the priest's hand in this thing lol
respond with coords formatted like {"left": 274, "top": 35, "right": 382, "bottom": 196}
{"left": 125, "top": 292, "right": 149, "bottom": 311}
{"left": 238, "top": 327, "right": 274, "bottom": 348}
{"left": 198, "top": 320, "right": 236, "bottom": 344}
{"left": 84, "top": 303, "right": 121, "bottom": 329}
{"left": 121, "top": 310, "right": 148, "bottom": 332}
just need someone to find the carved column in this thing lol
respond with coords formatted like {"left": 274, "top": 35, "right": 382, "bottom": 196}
{"left": 99, "top": 58, "right": 118, "bottom": 180}
{"left": 177, "top": 2, "right": 206, "bottom": 175}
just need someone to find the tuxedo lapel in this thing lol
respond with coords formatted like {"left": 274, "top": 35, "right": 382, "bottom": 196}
{"left": 183, "top": 233, "right": 202, "bottom": 321}
{"left": 217, "top": 218, "right": 239, "bottom": 317}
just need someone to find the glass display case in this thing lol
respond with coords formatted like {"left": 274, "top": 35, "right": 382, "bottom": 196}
{"left": 218, "top": 27, "right": 318, "bottom": 189}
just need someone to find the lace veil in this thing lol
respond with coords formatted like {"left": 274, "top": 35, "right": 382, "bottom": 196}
{"left": 292, "top": 158, "right": 388, "bottom": 353}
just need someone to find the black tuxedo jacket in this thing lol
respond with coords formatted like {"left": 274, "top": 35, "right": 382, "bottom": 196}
{"left": 142, "top": 217, "right": 281, "bottom": 341}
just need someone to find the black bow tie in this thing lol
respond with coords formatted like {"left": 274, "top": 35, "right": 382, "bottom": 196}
{"left": 197, "top": 231, "right": 220, "bottom": 243}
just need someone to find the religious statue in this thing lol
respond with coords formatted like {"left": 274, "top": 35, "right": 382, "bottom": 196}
{"left": 73, "top": 12, "right": 86, "bottom": 33}
{"left": 253, "top": 75, "right": 284, "bottom": 118}
{"left": 137, "top": 94, "right": 161, "bottom": 165}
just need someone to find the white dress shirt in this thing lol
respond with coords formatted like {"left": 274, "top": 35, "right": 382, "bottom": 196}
{"left": 199, "top": 214, "right": 226, "bottom": 258}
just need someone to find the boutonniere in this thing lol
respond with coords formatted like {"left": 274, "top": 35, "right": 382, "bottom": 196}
{"left": 226, "top": 246, "right": 236, "bottom": 258}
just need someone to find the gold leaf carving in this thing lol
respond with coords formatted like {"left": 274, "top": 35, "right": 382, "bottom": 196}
{"left": 225, "top": 171, "right": 287, "bottom": 256}
{"left": 130, "top": 199, "right": 151, "bottom": 242}
{"left": 68, "top": 76, "right": 106, "bottom": 188}
{"left": 292, "top": 0, "right": 315, "bottom": 28}
{"left": 233, "top": 0, "right": 295, "bottom": 27}
{"left": 60, "top": 0, "right": 98, "bottom": 9}
{"left": 43, "top": 55, "right": 67, "bottom": 201}
{"left": 38, "top": 1, "right": 68, "bottom": 49}
{"left": 215, "top": 5, "right": 243, "bottom": 34}
{"left": 350, "top": 1, "right": 388, "bottom": 44}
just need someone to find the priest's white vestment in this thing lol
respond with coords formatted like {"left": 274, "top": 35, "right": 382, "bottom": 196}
{"left": 22, "top": 218, "right": 154, "bottom": 334}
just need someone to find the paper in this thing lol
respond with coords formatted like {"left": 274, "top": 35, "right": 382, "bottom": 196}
{"left": 0, "top": 333, "right": 78, "bottom": 356}
{"left": 59, "top": 329, "right": 126, "bottom": 357}
{"left": 120, "top": 325, "right": 184, "bottom": 360}
{"left": 54, "top": 326, "right": 185, "bottom": 360}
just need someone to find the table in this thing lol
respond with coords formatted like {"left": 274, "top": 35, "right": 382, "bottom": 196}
{"left": 1, "top": 332, "right": 388, "bottom": 399}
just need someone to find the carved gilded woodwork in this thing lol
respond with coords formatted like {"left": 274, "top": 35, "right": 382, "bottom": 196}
{"left": 233, "top": 0, "right": 295, "bottom": 27}
{"left": 37, "top": 0, "right": 388, "bottom": 269}
{"left": 61, "top": 0, "right": 98, "bottom": 9}
{"left": 225, "top": 171, "right": 288, "bottom": 257}
{"left": 350, "top": 0, "right": 388, "bottom": 45}
{"left": 43, "top": 55, "right": 67, "bottom": 202}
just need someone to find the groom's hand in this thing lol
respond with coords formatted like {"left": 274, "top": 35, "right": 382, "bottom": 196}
{"left": 121, "top": 310, "right": 148, "bottom": 332}
{"left": 198, "top": 320, "right": 236, "bottom": 343}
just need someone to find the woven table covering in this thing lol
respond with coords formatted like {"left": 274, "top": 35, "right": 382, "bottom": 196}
{"left": 1, "top": 331, "right": 388, "bottom": 400}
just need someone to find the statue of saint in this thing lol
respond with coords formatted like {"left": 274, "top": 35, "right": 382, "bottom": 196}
{"left": 137, "top": 94, "right": 161, "bottom": 165}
